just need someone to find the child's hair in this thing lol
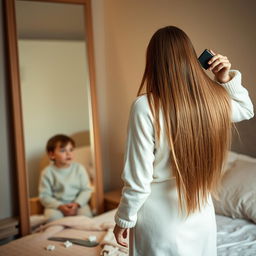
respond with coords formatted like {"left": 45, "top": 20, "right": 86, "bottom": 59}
{"left": 46, "top": 134, "right": 76, "bottom": 153}
{"left": 138, "top": 26, "right": 234, "bottom": 216}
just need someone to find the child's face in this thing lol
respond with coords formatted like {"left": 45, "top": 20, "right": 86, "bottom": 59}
{"left": 49, "top": 142, "right": 74, "bottom": 168}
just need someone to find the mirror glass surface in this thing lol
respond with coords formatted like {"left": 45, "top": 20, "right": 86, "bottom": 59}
{"left": 15, "top": 0, "right": 94, "bottom": 198}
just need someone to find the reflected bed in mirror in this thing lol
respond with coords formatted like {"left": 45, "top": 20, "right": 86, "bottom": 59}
{"left": 5, "top": 0, "right": 103, "bottom": 236}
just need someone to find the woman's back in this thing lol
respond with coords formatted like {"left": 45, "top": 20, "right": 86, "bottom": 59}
{"left": 129, "top": 95, "right": 174, "bottom": 182}
{"left": 114, "top": 26, "right": 254, "bottom": 256}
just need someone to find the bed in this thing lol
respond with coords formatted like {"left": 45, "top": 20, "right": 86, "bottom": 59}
{"left": 0, "top": 210, "right": 118, "bottom": 256}
{"left": 0, "top": 210, "right": 255, "bottom": 256}
{"left": 216, "top": 215, "right": 256, "bottom": 256}
{"left": 0, "top": 151, "right": 255, "bottom": 255}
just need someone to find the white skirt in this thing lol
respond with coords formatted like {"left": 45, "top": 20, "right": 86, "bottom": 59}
{"left": 129, "top": 179, "right": 217, "bottom": 256}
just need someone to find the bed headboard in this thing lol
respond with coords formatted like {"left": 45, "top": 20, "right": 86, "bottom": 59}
{"left": 231, "top": 117, "right": 256, "bottom": 158}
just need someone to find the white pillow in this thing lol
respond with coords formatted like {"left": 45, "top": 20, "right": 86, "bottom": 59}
{"left": 222, "top": 151, "right": 239, "bottom": 174}
{"left": 213, "top": 151, "right": 256, "bottom": 223}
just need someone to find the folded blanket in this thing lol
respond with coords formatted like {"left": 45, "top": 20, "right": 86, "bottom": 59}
{"left": 34, "top": 215, "right": 115, "bottom": 239}
{"left": 39, "top": 215, "right": 113, "bottom": 231}
{"left": 100, "top": 228, "right": 129, "bottom": 256}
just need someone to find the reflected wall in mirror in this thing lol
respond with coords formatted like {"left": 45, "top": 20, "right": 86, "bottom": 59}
{"left": 16, "top": 1, "right": 92, "bottom": 198}
{"left": 5, "top": 0, "right": 103, "bottom": 236}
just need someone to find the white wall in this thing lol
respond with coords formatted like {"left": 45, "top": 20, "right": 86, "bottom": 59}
{"left": 18, "top": 40, "right": 91, "bottom": 196}
{"left": 1, "top": 0, "right": 255, "bottom": 218}
{"left": 91, "top": 0, "right": 256, "bottom": 191}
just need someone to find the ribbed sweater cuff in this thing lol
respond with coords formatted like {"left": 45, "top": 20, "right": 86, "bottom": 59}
{"left": 39, "top": 197, "right": 62, "bottom": 209}
{"left": 74, "top": 199, "right": 84, "bottom": 208}
{"left": 114, "top": 213, "right": 136, "bottom": 228}
{"left": 54, "top": 202, "right": 63, "bottom": 209}
{"left": 217, "top": 70, "right": 242, "bottom": 94}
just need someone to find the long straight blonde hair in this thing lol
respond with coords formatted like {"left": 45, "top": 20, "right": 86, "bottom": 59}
{"left": 137, "top": 26, "right": 233, "bottom": 215}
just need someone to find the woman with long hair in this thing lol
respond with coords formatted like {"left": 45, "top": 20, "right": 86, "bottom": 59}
{"left": 113, "top": 26, "right": 254, "bottom": 255}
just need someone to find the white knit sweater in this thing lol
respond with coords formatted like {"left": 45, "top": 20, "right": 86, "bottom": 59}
{"left": 39, "top": 162, "right": 92, "bottom": 209}
{"left": 115, "top": 70, "right": 254, "bottom": 228}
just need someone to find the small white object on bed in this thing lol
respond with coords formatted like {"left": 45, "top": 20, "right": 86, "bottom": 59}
{"left": 46, "top": 244, "right": 55, "bottom": 251}
{"left": 64, "top": 240, "right": 73, "bottom": 248}
{"left": 88, "top": 235, "right": 97, "bottom": 242}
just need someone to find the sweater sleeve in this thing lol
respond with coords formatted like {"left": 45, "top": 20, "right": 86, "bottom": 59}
{"left": 114, "top": 98, "right": 155, "bottom": 228}
{"left": 39, "top": 169, "right": 62, "bottom": 209}
{"left": 74, "top": 165, "right": 93, "bottom": 207}
{"left": 218, "top": 70, "right": 254, "bottom": 122}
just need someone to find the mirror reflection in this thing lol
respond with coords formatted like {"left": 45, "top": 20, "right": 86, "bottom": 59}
{"left": 15, "top": 0, "right": 96, "bottom": 225}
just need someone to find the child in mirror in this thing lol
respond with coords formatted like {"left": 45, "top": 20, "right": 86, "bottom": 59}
{"left": 39, "top": 134, "right": 93, "bottom": 222}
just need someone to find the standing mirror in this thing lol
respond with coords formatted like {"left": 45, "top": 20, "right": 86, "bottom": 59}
{"left": 5, "top": 0, "right": 104, "bottom": 236}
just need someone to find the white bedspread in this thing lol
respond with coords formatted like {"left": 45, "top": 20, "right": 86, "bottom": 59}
{"left": 100, "top": 212, "right": 256, "bottom": 256}
{"left": 216, "top": 214, "right": 256, "bottom": 256}
{"left": 1, "top": 210, "right": 255, "bottom": 256}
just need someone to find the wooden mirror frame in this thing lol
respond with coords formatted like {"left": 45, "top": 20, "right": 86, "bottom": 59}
{"left": 4, "top": 0, "right": 104, "bottom": 236}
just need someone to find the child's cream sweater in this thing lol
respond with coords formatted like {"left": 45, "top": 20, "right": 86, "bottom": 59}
{"left": 39, "top": 162, "right": 92, "bottom": 209}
